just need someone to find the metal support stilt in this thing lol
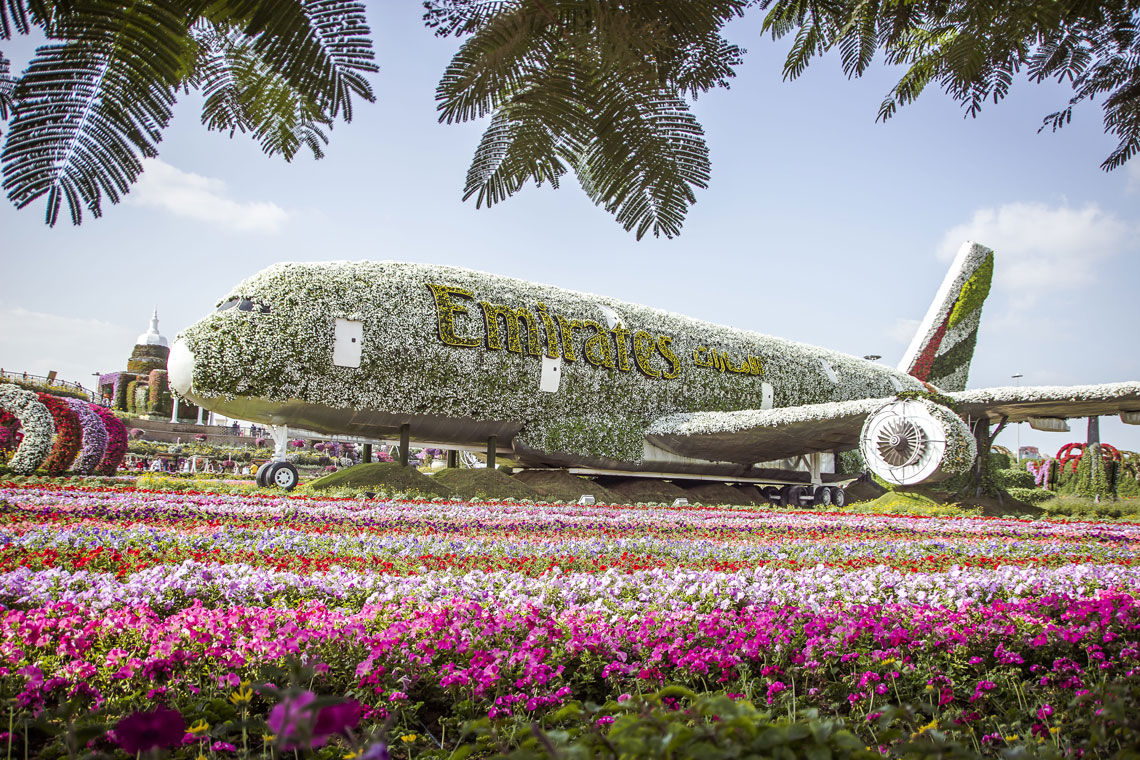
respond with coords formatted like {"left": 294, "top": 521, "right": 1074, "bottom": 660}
{"left": 399, "top": 424, "right": 410, "bottom": 467}
{"left": 487, "top": 435, "right": 497, "bottom": 470}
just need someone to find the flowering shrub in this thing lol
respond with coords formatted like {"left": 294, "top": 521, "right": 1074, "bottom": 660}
{"left": 0, "top": 383, "right": 54, "bottom": 474}
{"left": 194, "top": 433, "right": 208, "bottom": 442}
{"left": 34, "top": 392, "right": 81, "bottom": 476}
{"left": 129, "top": 427, "right": 145, "bottom": 439}
{"left": 66, "top": 398, "right": 107, "bottom": 474}
{"left": 88, "top": 403, "right": 127, "bottom": 475}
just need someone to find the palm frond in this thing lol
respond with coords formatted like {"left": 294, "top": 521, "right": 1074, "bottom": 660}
{"left": 0, "top": 50, "right": 13, "bottom": 120}
{"left": 437, "top": 0, "right": 738, "bottom": 238}
{"left": 203, "top": 0, "right": 376, "bottom": 122}
{"left": 193, "top": 24, "right": 331, "bottom": 160}
{"left": 423, "top": 0, "right": 515, "bottom": 38}
{"left": 1, "top": 0, "right": 190, "bottom": 226}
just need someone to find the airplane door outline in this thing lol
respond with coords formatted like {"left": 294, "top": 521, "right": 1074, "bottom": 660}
{"left": 333, "top": 319, "right": 363, "bottom": 368}
{"left": 540, "top": 356, "right": 562, "bottom": 393}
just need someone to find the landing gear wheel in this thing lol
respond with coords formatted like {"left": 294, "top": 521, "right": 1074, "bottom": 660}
{"left": 832, "top": 487, "right": 847, "bottom": 507}
{"left": 267, "top": 462, "right": 299, "bottom": 490}
{"left": 813, "top": 486, "right": 832, "bottom": 507}
{"left": 762, "top": 486, "right": 782, "bottom": 507}
{"left": 256, "top": 463, "right": 271, "bottom": 488}
{"left": 784, "top": 485, "right": 807, "bottom": 509}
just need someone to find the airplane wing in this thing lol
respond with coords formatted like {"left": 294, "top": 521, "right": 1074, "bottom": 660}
{"left": 948, "top": 382, "right": 1140, "bottom": 424}
{"left": 645, "top": 382, "right": 1140, "bottom": 465}
{"left": 645, "top": 398, "right": 888, "bottom": 465}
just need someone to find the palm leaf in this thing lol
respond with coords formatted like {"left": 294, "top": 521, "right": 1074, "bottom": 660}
{"left": 202, "top": 0, "right": 377, "bottom": 122}
{"left": 193, "top": 25, "right": 331, "bottom": 160}
{"left": 1, "top": 0, "right": 190, "bottom": 226}
{"left": 0, "top": 50, "right": 13, "bottom": 121}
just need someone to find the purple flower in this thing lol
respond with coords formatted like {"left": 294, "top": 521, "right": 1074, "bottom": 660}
{"left": 268, "top": 692, "right": 362, "bottom": 749}
{"left": 114, "top": 705, "right": 186, "bottom": 753}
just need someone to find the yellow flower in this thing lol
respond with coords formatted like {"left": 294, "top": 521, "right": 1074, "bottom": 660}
{"left": 343, "top": 752, "right": 362, "bottom": 759}
{"left": 882, "top": 658, "right": 896, "bottom": 665}
{"left": 230, "top": 684, "right": 254, "bottom": 705}
{"left": 924, "top": 684, "right": 935, "bottom": 691}
{"left": 1050, "top": 726, "right": 1060, "bottom": 735}
{"left": 1004, "top": 735, "right": 1019, "bottom": 741}
{"left": 917, "top": 719, "right": 938, "bottom": 734}
{"left": 188, "top": 719, "right": 210, "bottom": 734}
{"left": 400, "top": 734, "right": 418, "bottom": 743}
{"left": 262, "top": 734, "right": 277, "bottom": 743}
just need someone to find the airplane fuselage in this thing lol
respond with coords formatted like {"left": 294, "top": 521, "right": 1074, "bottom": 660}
{"left": 170, "top": 261, "right": 925, "bottom": 474}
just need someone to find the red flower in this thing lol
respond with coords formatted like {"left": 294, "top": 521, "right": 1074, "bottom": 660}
{"left": 114, "top": 705, "right": 186, "bottom": 753}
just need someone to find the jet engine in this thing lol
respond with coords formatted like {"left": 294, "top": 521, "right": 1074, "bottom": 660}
{"left": 859, "top": 398, "right": 976, "bottom": 485}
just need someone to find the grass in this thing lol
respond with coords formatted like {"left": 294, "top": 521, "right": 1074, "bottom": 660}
{"left": 306, "top": 462, "right": 450, "bottom": 498}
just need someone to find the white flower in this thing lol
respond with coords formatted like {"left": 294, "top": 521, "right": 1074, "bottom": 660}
{"left": 0, "top": 384, "right": 56, "bottom": 475}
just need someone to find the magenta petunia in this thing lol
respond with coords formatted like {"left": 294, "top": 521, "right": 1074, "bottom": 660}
{"left": 114, "top": 705, "right": 186, "bottom": 754}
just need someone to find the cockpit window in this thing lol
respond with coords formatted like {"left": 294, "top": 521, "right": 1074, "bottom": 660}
{"left": 217, "top": 297, "right": 270, "bottom": 314}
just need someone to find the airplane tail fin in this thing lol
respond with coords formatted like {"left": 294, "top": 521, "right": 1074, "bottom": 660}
{"left": 898, "top": 241, "right": 994, "bottom": 392}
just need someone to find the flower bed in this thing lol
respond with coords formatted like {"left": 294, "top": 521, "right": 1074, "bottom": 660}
{"left": 0, "top": 482, "right": 1138, "bottom": 757}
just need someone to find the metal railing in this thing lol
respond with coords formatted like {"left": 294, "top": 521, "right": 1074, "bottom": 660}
{"left": 0, "top": 370, "right": 94, "bottom": 398}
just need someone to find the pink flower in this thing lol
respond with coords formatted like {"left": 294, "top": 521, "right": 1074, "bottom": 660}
{"left": 114, "top": 706, "right": 186, "bottom": 754}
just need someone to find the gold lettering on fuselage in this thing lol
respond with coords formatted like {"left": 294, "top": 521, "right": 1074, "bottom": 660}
{"left": 425, "top": 283, "right": 765, "bottom": 382}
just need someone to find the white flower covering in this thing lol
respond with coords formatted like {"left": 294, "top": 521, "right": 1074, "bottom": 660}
{"left": 179, "top": 261, "right": 926, "bottom": 464}
{"left": 0, "top": 383, "right": 55, "bottom": 474}
{"left": 950, "top": 382, "right": 1140, "bottom": 406}
{"left": 647, "top": 397, "right": 887, "bottom": 437}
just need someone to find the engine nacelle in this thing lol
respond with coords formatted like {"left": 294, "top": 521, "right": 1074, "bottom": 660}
{"left": 859, "top": 398, "right": 976, "bottom": 485}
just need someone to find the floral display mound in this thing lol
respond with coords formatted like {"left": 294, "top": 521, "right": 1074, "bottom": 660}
{"left": 2, "top": 482, "right": 1140, "bottom": 758}
{"left": 307, "top": 461, "right": 450, "bottom": 497}
{"left": 431, "top": 466, "right": 541, "bottom": 501}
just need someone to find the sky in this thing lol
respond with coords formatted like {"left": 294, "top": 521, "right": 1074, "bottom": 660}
{"left": 2, "top": 2, "right": 1139, "bottom": 459}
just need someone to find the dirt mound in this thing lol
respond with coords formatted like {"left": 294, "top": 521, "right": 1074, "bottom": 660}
{"left": 732, "top": 484, "right": 766, "bottom": 505}
{"left": 843, "top": 477, "right": 888, "bottom": 504}
{"left": 512, "top": 469, "right": 622, "bottom": 503}
{"left": 308, "top": 462, "right": 449, "bottom": 498}
{"left": 679, "top": 481, "right": 751, "bottom": 506}
{"left": 599, "top": 477, "right": 690, "bottom": 504}
{"left": 432, "top": 468, "right": 541, "bottom": 501}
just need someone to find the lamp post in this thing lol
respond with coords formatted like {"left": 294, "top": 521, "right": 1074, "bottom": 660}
{"left": 90, "top": 372, "right": 101, "bottom": 403}
{"left": 1012, "top": 373, "right": 1024, "bottom": 462}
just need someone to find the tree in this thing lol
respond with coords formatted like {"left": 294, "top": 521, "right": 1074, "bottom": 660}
{"left": 0, "top": 0, "right": 377, "bottom": 226}
{"left": 429, "top": 0, "right": 1139, "bottom": 238}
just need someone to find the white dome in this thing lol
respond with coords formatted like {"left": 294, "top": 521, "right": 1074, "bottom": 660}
{"left": 136, "top": 308, "right": 169, "bottom": 348}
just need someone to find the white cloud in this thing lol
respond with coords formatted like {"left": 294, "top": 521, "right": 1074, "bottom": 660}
{"left": 936, "top": 202, "right": 1136, "bottom": 309}
{"left": 0, "top": 304, "right": 138, "bottom": 388}
{"left": 887, "top": 318, "right": 921, "bottom": 347}
{"left": 127, "top": 158, "right": 288, "bottom": 233}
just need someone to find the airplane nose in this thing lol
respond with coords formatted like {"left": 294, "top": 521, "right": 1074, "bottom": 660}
{"left": 168, "top": 339, "right": 195, "bottom": 397}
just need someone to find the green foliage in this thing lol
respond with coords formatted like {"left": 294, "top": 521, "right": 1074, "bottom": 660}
{"left": 124, "top": 380, "right": 140, "bottom": 415}
{"left": 1, "top": 0, "right": 377, "bottom": 226}
{"left": 148, "top": 369, "right": 171, "bottom": 415}
{"left": 989, "top": 450, "right": 1012, "bottom": 471}
{"left": 458, "top": 689, "right": 883, "bottom": 760}
{"left": 993, "top": 467, "right": 1035, "bottom": 490}
{"left": 837, "top": 447, "right": 866, "bottom": 475}
{"left": 430, "top": 0, "right": 748, "bottom": 239}
{"left": 308, "top": 461, "right": 451, "bottom": 498}
{"left": 111, "top": 377, "right": 128, "bottom": 412}
{"left": 432, "top": 467, "right": 540, "bottom": 501}
{"left": 1006, "top": 486, "right": 1054, "bottom": 505}
{"left": 1041, "top": 495, "right": 1140, "bottom": 521}
{"left": 1075, "top": 443, "right": 1114, "bottom": 500}
{"left": 894, "top": 388, "right": 958, "bottom": 411}
{"left": 759, "top": 0, "right": 1140, "bottom": 172}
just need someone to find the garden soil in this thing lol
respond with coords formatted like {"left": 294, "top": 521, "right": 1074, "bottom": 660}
{"left": 431, "top": 468, "right": 541, "bottom": 501}
{"left": 596, "top": 477, "right": 690, "bottom": 504}
{"left": 679, "top": 481, "right": 753, "bottom": 506}
{"left": 512, "top": 469, "right": 622, "bottom": 503}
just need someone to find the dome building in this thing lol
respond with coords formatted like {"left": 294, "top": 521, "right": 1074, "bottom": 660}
{"left": 96, "top": 308, "right": 195, "bottom": 420}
